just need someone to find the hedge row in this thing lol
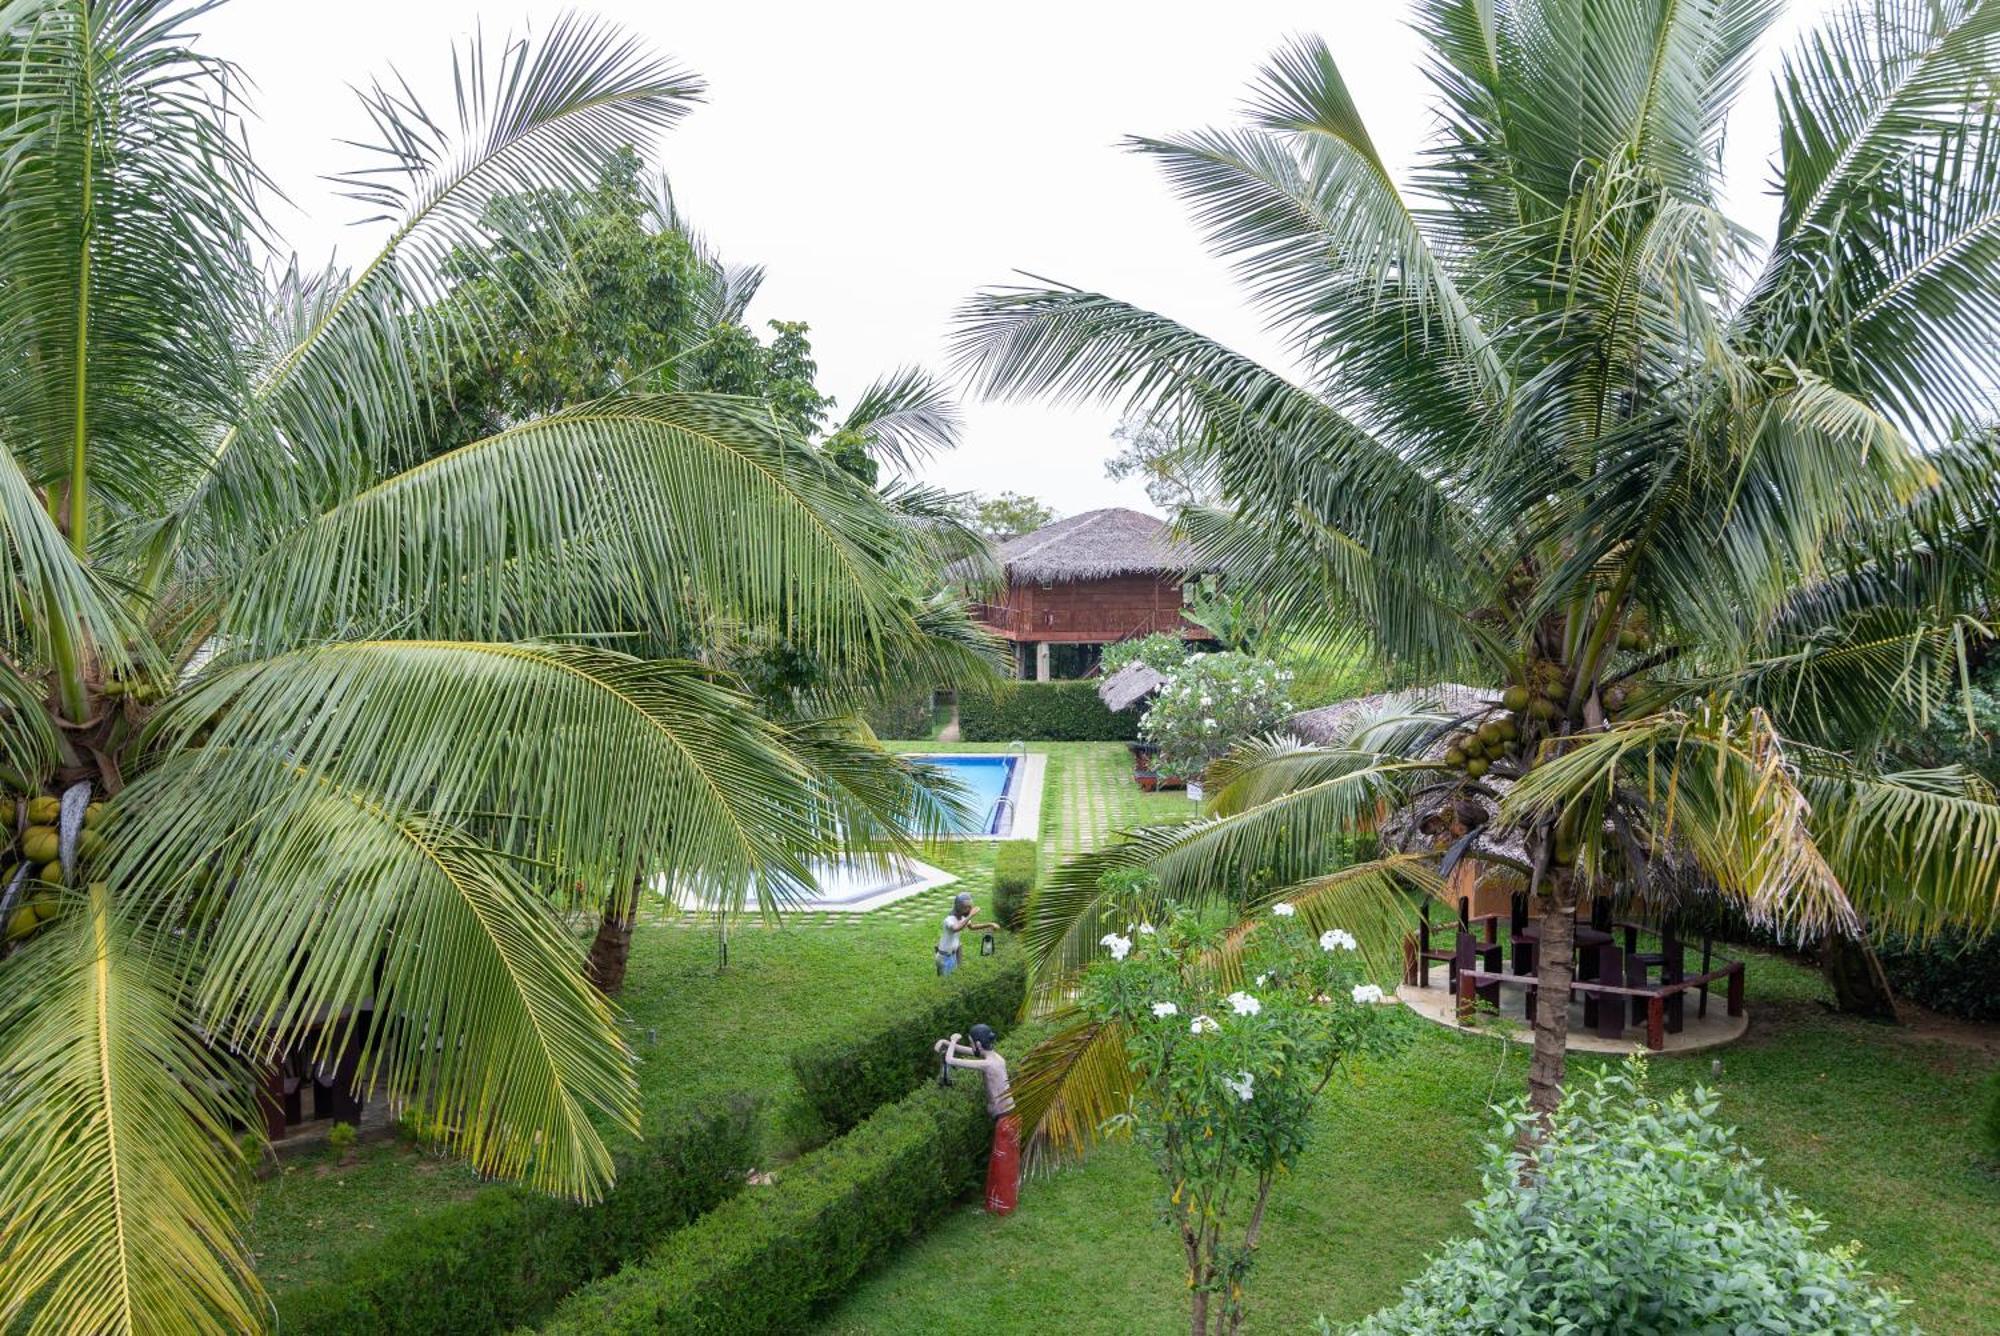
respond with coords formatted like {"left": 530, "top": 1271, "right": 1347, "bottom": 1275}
{"left": 791, "top": 950, "right": 1027, "bottom": 1136}
{"left": 275, "top": 1098, "right": 759, "bottom": 1335}
{"left": 991, "top": 841, "right": 1039, "bottom": 931}
{"left": 1875, "top": 925, "right": 2000, "bottom": 1022}
{"left": 957, "top": 681, "right": 1140, "bottom": 742}
{"left": 862, "top": 686, "right": 938, "bottom": 740}
{"left": 537, "top": 1081, "right": 992, "bottom": 1335}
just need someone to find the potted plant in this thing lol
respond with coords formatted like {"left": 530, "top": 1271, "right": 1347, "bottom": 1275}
{"left": 1140, "top": 653, "right": 1294, "bottom": 800}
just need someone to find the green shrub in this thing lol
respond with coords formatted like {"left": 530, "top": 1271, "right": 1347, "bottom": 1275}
{"left": 862, "top": 686, "right": 938, "bottom": 740}
{"left": 991, "top": 841, "right": 1039, "bottom": 930}
{"left": 1873, "top": 926, "right": 2000, "bottom": 1022}
{"left": 1345, "top": 1061, "right": 1912, "bottom": 1336}
{"left": 1100, "top": 632, "right": 1190, "bottom": 677}
{"left": 273, "top": 1098, "right": 758, "bottom": 1335}
{"left": 539, "top": 1082, "right": 992, "bottom": 1336}
{"left": 958, "top": 681, "right": 1139, "bottom": 741}
{"left": 791, "top": 951, "right": 1026, "bottom": 1137}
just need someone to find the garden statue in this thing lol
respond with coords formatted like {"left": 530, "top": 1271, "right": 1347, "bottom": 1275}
{"left": 934, "top": 892, "right": 997, "bottom": 975}
{"left": 935, "top": 1024, "right": 1018, "bottom": 1214}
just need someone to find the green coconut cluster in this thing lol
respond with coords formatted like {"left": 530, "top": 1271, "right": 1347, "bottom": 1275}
{"left": 3, "top": 795, "right": 107, "bottom": 941}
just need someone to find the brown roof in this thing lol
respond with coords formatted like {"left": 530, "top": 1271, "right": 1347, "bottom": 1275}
{"left": 1097, "top": 660, "right": 1169, "bottom": 713}
{"left": 994, "top": 508, "right": 1197, "bottom": 583}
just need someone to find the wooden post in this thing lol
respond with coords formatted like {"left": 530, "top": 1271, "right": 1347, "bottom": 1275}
{"left": 1596, "top": 946, "right": 1625, "bottom": 1040}
{"left": 1727, "top": 963, "right": 1745, "bottom": 1017}
{"left": 1646, "top": 995, "right": 1665, "bottom": 1051}
{"left": 1035, "top": 641, "right": 1051, "bottom": 681}
{"left": 1457, "top": 967, "right": 1476, "bottom": 1024}
{"left": 1402, "top": 932, "right": 1419, "bottom": 989}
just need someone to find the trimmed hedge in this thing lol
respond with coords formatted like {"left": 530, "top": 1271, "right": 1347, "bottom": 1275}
{"left": 1874, "top": 926, "right": 2000, "bottom": 1022}
{"left": 538, "top": 1081, "right": 992, "bottom": 1335}
{"left": 862, "top": 686, "right": 938, "bottom": 740}
{"left": 958, "top": 681, "right": 1139, "bottom": 742}
{"left": 273, "top": 1098, "right": 758, "bottom": 1336}
{"left": 791, "top": 951, "right": 1026, "bottom": 1137}
{"left": 991, "top": 841, "right": 1039, "bottom": 931}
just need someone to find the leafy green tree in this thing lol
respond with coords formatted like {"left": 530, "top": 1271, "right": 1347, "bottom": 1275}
{"left": 0, "top": 7, "right": 986, "bottom": 1331}
{"left": 958, "top": 490, "right": 1059, "bottom": 537}
{"left": 960, "top": 1, "right": 2000, "bottom": 1131}
{"left": 1106, "top": 412, "right": 1213, "bottom": 511}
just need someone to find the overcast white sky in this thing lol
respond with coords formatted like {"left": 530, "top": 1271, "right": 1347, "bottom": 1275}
{"left": 201, "top": 0, "right": 1840, "bottom": 516}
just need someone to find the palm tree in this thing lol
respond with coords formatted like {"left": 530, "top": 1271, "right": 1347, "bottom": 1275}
{"left": 0, "top": 5, "right": 988, "bottom": 1331}
{"left": 956, "top": 0, "right": 2000, "bottom": 1150}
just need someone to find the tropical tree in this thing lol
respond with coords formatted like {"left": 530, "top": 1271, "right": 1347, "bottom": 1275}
{"left": 958, "top": 0, "right": 2000, "bottom": 1145}
{"left": 0, "top": 5, "right": 987, "bottom": 1331}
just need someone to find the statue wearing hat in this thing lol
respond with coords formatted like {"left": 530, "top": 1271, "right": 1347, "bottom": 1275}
{"left": 934, "top": 1023, "right": 1018, "bottom": 1214}
{"left": 935, "top": 891, "right": 997, "bottom": 976}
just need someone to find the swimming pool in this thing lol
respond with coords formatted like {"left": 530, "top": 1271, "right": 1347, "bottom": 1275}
{"left": 918, "top": 754, "right": 1019, "bottom": 835}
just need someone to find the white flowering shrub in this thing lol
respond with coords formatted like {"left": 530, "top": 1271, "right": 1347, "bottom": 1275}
{"left": 1140, "top": 652, "right": 1294, "bottom": 781}
{"left": 1077, "top": 907, "right": 1410, "bottom": 1335}
{"left": 1340, "top": 1060, "right": 1913, "bottom": 1335}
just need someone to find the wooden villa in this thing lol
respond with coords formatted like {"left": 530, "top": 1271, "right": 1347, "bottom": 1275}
{"left": 972, "top": 508, "right": 1211, "bottom": 679}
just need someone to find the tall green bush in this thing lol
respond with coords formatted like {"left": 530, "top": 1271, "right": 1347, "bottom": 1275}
{"left": 1100, "top": 632, "right": 1191, "bottom": 677}
{"left": 991, "top": 841, "right": 1040, "bottom": 930}
{"left": 537, "top": 1082, "right": 992, "bottom": 1336}
{"left": 1345, "top": 1062, "right": 1912, "bottom": 1335}
{"left": 862, "top": 686, "right": 939, "bottom": 740}
{"left": 958, "top": 681, "right": 1139, "bottom": 741}
{"left": 1981, "top": 1071, "right": 2000, "bottom": 1163}
{"left": 790, "top": 951, "right": 1026, "bottom": 1136}
{"left": 273, "top": 1098, "right": 758, "bottom": 1335}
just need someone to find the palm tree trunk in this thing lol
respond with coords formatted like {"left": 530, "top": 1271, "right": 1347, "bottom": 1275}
{"left": 1821, "top": 928, "right": 1899, "bottom": 1022}
{"left": 1526, "top": 882, "right": 1575, "bottom": 1123}
{"left": 585, "top": 892, "right": 636, "bottom": 996}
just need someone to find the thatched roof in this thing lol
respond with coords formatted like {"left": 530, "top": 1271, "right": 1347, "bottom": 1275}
{"left": 1097, "top": 661, "right": 1168, "bottom": 713}
{"left": 994, "top": 508, "right": 1197, "bottom": 583}
{"left": 1285, "top": 684, "right": 1492, "bottom": 753}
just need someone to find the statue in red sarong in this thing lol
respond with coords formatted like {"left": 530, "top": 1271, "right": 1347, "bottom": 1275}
{"left": 935, "top": 1023, "right": 1017, "bottom": 1214}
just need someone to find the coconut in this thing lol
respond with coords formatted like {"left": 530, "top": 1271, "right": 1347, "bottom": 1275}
{"left": 1442, "top": 746, "right": 1467, "bottom": 768}
{"left": 77, "top": 829, "right": 106, "bottom": 859}
{"left": 30, "top": 894, "right": 60, "bottom": 923}
{"left": 1501, "top": 685, "right": 1532, "bottom": 712}
{"left": 1465, "top": 757, "right": 1490, "bottom": 778}
{"left": 1527, "top": 697, "right": 1562, "bottom": 721}
{"left": 21, "top": 827, "right": 59, "bottom": 865}
{"left": 82, "top": 802, "right": 105, "bottom": 829}
{"left": 1476, "top": 720, "right": 1506, "bottom": 744}
{"left": 1496, "top": 718, "right": 1519, "bottom": 741}
{"left": 38, "top": 860, "right": 61, "bottom": 883}
{"left": 6, "top": 905, "right": 37, "bottom": 941}
{"left": 26, "top": 796, "right": 60, "bottom": 826}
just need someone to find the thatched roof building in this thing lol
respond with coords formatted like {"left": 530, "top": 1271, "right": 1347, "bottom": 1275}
{"left": 972, "top": 508, "right": 1210, "bottom": 681}
{"left": 991, "top": 507, "right": 1197, "bottom": 583}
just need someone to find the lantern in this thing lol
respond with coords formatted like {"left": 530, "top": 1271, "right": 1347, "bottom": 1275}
{"left": 980, "top": 931, "right": 996, "bottom": 957}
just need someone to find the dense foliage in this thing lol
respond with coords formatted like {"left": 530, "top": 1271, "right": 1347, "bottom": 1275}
{"left": 790, "top": 951, "right": 1027, "bottom": 1136}
{"left": 962, "top": 0, "right": 2000, "bottom": 1133}
{"left": 1139, "top": 653, "right": 1294, "bottom": 781}
{"left": 953, "top": 490, "right": 1059, "bottom": 537}
{"left": 271, "top": 1099, "right": 757, "bottom": 1335}
{"left": 958, "top": 681, "right": 1142, "bottom": 742}
{"left": 537, "top": 1081, "right": 993, "bottom": 1336}
{"left": 1872, "top": 926, "right": 2000, "bottom": 1022}
{"left": 1080, "top": 906, "right": 1409, "bottom": 1335}
{"left": 991, "top": 840, "right": 1041, "bottom": 930}
{"left": 1100, "top": 632, "right": 1193, "bottom": 678}
{"left": 1345, "top": 1063, "right": 1912, "bottom": 1335}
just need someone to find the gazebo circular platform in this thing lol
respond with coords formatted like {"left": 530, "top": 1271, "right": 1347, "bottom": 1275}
{"left": 1397, "top": 980, "right": 1749, "bottom": 1056}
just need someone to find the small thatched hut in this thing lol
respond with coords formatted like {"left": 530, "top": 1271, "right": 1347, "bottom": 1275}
{"left": 972, "top": 508, "right": 1211, "bottom": 679}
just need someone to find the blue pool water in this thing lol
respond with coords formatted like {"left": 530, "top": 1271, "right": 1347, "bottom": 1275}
{"left": 914, "top": 754, "right": 1018, "bottom": 835}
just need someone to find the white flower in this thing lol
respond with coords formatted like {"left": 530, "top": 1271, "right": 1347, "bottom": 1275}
{"left": 1136, "top": 922, "right": 1157, "bottom": 936}
{"left": 1270, "top": 902, "right": 1296, "bottom": 918}
{"left": 1100, "top": 932, "right": 1133, "bottom": 962}
{"left": 1151, "top": 1000, "right": 1179, "bottom": 1018}
{"left": 1351, "top": 983, "right": 1386, "bottom": 1005}
{"left": 1190, "top": 1014, "right": 1220, "bottom": 1035}
{"left": 1222, "top": 1070, "right": 1256, "bottom": 1102}
{"left": 1254, "top": 972, "right": 1270, "bottom": 987}
{"left": 1226, "top": 990, "right": 1262, "bottom": 1016}
{"left": 1320, "top": 928, "right": 1358, "bottom": 953}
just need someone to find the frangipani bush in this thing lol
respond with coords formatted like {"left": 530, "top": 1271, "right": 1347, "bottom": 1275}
{"left": 1101, "top": 632, "right": 1193, "bottom": 678}
{"left": 1139, "top": 652, "right": 1293, "bottom": 782}
{"left": 1078, "top": 905, "right": 1410, "bottom": 1336}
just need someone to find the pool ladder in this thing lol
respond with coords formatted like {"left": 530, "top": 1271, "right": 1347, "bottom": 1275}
{"left": 1008, "top": 740, "right": 1027, "bottom": 757}
{"left": 988, "top": 795, "right": 1016, "bottom": 836}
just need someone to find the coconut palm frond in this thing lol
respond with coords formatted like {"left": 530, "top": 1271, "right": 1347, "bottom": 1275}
{"left": 0, "top": 886, "right": 259, "bottom": 1334}
{"left": 111, "top": 752, "right": 637, "bottom": 1199}
{"left": 1798, "top": 758, "right": 2000, "bottom": 936}
{"left": 1221, "top": 852, "right": 1445, "bottom": 980}
{"left": 169, "top": 10, "right": 706, "bottom": 555}
{"left": 1503, "top": 705, "right": 1859, "bottom": 940}
{"left": 214, "top": 395, "right": 920, "bottom": 658}
{"left": 838, "top": 366, "right": 964, "bottom": 470}
{"left": 1011, "top": 1011, "right": 1130, "bottom": 1170}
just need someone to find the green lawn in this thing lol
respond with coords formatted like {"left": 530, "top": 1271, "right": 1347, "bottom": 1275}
{"left": 248, "top": 742, "right": 2000, "bottom": 1334}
